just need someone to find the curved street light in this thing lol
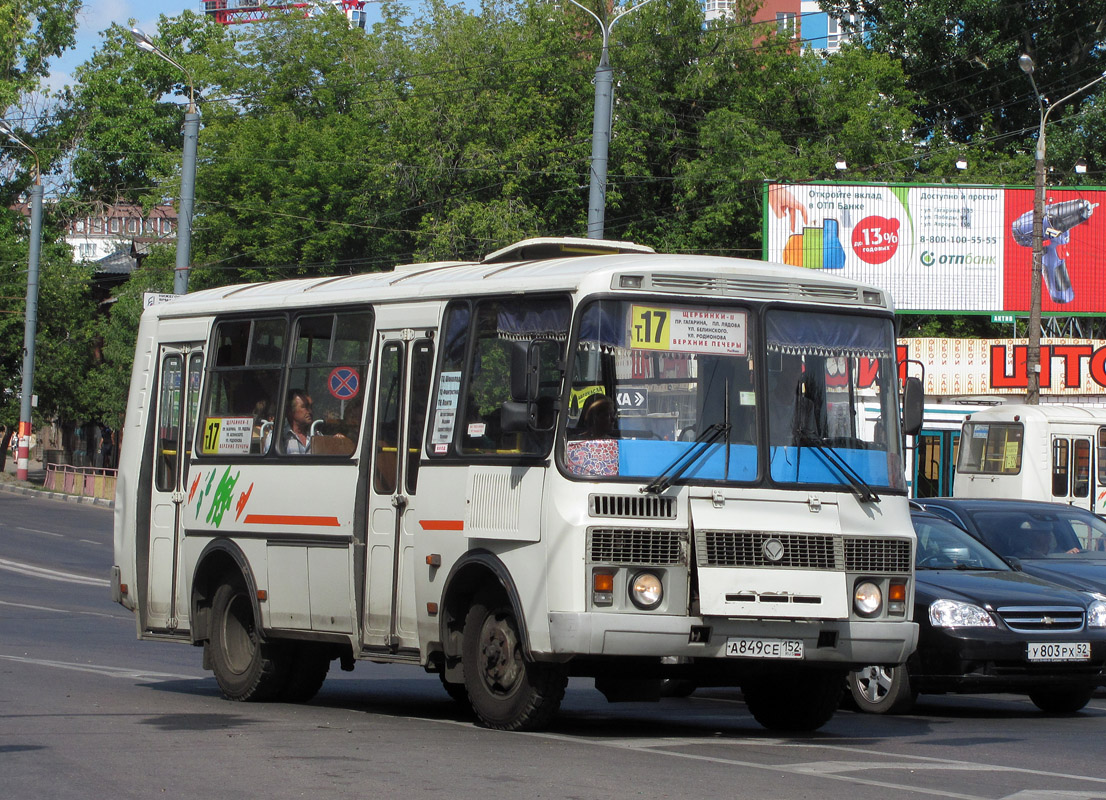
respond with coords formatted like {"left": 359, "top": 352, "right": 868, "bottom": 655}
{"left": 566, "top": 0, "right": 658, "bottom": 239}
{"left": 130, "top": 27, "right": 199, "bottom": 295}
{"left": 0, "top": 119, "right": 43, "bottom": 482}
{"left": 1018, "top": 54, "right": 1106, "bottom": 404}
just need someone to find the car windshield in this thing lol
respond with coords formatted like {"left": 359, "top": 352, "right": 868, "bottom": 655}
{"left": 562, "top": 299, "right": 905, "bottom": 492}
{"left": 964, "top": 507, "right": 1106, "bottom": 559}
{"left": 912, "top": 513, "right": 1010, "bottom": 570}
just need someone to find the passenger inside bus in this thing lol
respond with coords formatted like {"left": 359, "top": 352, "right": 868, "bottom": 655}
{"left": 281, "top": 389, "right": 314, "bottom": 455}
{"left": 566, "top": 393, "right": 619, "bottom": 476}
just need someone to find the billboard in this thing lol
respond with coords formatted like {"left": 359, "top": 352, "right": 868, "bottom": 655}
{"left": 763, "top": 182, "right": 1106, "bottom": 314}
{"left": 897, "top": 337, "right": 1106, "bottom": 397}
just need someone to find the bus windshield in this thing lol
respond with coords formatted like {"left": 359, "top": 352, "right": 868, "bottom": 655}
{"left": 563, "top": 299, "right": 905, "bottom": 493}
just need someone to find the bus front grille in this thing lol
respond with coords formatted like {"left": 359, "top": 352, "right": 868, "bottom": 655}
{"left": 589, "top": 494, "right": 677, "bottom": 520}
{"left": 698, "top": 531, "right": 836, "bottom": 569}
{"left": 843, "top": 538, "right": 912, "bottom": 573}
{"left": 697, "top": 532, "right": 911, "bottom": 572}
{"left": 588, "top": 528, "right": 688, "bottom": 565}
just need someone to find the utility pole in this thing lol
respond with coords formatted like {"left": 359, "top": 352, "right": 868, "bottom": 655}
{"left": 566, "top": 0, "right": 659, "bottom": 239}
{"left": 0, "top": 120, "right": 43, "bottom": 481}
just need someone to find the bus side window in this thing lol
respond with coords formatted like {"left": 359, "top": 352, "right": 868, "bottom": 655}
{"left": 1052, "top": 438, "right": 1070, "bottom": 497}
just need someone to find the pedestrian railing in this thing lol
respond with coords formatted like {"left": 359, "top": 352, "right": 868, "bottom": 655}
{"left": 43, "top": 463, "right": 117, "bottom": 502}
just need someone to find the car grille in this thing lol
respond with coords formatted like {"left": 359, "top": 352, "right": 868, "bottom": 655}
{"left": 588, "top": 528, "right": 687, "bottom": 565}
{"left": 997, "top": 606, "right": 1085, "bottom": 633}
{"left": 697, "top": 532, "right": 911, "bottom": 573}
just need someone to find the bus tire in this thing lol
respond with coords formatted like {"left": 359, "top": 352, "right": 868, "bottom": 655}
{"left": 742, "top": 669, "right": 844, "bottom": 731}
{"left": 847, "top": 665, "right": 916, "bottom": 715}
{"left": 1028, "top": 686, "right": 1093, "bottom": 714}
{"left": 462, "top": 591, "right": 566, "bottom": 731}
{"left": 279, "top": 644, "right": 331, "bottom": 703}
{"left": 439, "top": 672, "right": 469, "bottom": 705}
{"left": 209, "top": 576, "right": 289, "bottom": 701}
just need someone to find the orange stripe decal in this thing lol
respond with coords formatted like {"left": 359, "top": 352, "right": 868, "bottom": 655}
{"left": 243, "top": 514, "right": 341, "bottom": 527}
{"left": 420, "top": 520, "right": 464, "bottom": 531}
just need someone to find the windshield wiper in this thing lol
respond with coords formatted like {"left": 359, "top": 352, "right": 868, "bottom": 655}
{"left": 796, "top": 432, "right": 880, "bottom": 504}
{"left": 642, "top": 422, "right": 731, "bottom": 495}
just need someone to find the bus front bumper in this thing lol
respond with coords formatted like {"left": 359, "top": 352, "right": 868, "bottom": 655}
{"left": 546, "top": 612, "right": 918, "bottom": 667}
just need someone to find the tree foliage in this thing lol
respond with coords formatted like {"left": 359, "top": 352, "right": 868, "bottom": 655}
{"left": 2, "top": 0, "right": 1103, "bottom": 433}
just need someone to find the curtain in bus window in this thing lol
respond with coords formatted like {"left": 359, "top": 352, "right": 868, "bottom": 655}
{"left": 765, "top": 310, "right": 891, "bottom": 357}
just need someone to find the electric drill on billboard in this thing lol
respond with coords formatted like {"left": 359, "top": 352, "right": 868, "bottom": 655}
{"left": 1011, "top": 199, "right": 1097, "bottom": 304}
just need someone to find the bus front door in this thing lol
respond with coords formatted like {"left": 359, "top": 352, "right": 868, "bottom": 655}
{"left": 144, "top": 344, "right": 204, "bottom": 635}
{"left": 363, "top": 333, "right": 435, "bottom": 654}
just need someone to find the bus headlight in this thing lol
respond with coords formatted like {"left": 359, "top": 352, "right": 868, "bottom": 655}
{"left": 853, "top": 580, "right": 882, "bottom": 617}
{"left": 629, "top": 571, "right": 663, "bottom": 610}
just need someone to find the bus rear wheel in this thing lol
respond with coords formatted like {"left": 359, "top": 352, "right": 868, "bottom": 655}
{"left": 462, "top": 591, "right": 566, "bottom": 731}
{"left": 209, "top": 575, "right": 289, "bottom": 701}
{"left": 742, "top": 669, "right": 844, "bottom": 732}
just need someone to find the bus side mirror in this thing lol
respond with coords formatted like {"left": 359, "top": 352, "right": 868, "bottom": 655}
{"left": 510, "top": 340, "right": 540, "bottom": 402}
{"left": 902, "top": 376, "right": 923, "bottom": 437}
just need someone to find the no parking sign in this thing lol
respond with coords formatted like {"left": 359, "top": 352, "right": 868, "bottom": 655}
{"left": 328, "top": 367, "right": 361, "bottom": 400}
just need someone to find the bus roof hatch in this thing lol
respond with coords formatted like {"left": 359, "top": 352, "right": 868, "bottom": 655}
{"left": 481, "top": 236, "right": 655, "bottom": 264}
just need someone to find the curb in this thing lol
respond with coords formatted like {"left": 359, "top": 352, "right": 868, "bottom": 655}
{"left": 0, "top": 479, "right": 114, "bottom": 508}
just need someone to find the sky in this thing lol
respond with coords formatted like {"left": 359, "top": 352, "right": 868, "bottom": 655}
{"left": 48, "top": 1, "right": 390, "bottom": 91}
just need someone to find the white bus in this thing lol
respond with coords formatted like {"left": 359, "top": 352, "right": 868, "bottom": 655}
{"left": 112, "top": 237, "right": 920, "bottom": 732}
{"left": 955, "top": 404, "right": 1106, "bottom": 513}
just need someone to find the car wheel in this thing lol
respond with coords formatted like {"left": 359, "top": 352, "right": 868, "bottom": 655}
{"left": 1028, "top": 686, "right": 1093, "bottom": 714}
{"left": 847, "top": 665, "right": 916, "bottom": 714}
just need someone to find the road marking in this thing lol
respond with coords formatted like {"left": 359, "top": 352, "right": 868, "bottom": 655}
{"left": 0, "top": 557, "right": 109, "bottom": 586}
{"left": 12, "top": 526, "right": 63, "bottom": 537}
{"left": 0, "top": 599, "right": 117, "bottom": 618}
{"left": 420, "top": 714, "right": 1106, "bottom": 800}
{"left": 0, "top": 654, "right": 200, "bottom": 682}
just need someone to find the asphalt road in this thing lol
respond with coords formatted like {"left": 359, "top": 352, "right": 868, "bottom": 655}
{"left": 4, "top": 490, "right": 1106, "bottom": 799}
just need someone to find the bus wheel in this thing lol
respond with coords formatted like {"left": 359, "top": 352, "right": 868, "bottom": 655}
{"left": 847, "top": 665, "right": 916, "bottom": 715}
{"left": 742, "top": 670, "right": 845, "bottom": 732}
{"left": 461, "top": 590, "right": 567, "bottom": 731}
{"left": 439, "top": 672, "right": 469, "bottom": 705}
{"left": 279, "top": 644, "right": 331, "bottom": 703}
{"left": 1028, "top": 686, "right": 1093, "bottom": 714}
{"left": 209, "top": 576, "right": 289, "bottom": 701}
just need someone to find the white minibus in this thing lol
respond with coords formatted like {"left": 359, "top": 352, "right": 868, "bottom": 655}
{"left": 112, "top": 237, "right": 920, "bottom": 732}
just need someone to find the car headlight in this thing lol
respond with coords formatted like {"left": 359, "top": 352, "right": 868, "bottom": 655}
{"left": 853, "top": 580, "right": 882, "bottom": 617}
{"left": 629, "top": 571, "right": 663, "bottom": 610}
{"left": 1088, "top": 600, "right": 1106, "bottom": 628}
{"left": 929, "top": 598, "right": 995, "bottom": 628}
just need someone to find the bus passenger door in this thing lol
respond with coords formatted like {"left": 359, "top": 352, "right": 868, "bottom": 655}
{"left": 363, "top": 333, "right": 435, "bottom": 653}
{"left": 145, "top": 344, "right": 204, "bottom": 635}
{"left": 1053, "top": 435, "right": 1094, "bottom": 510}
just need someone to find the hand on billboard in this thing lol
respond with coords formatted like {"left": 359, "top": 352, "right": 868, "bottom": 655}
{"left": 769, "top": 184, "right": 808, "bottom": 232}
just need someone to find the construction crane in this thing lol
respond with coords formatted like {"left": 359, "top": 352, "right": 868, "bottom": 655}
{"left": 201, "top": 1, "right": 367, "bottom": 26}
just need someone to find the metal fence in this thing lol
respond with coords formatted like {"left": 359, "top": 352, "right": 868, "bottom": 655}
{"left": 43, "top": 463, "right": 117, "bottom": 502}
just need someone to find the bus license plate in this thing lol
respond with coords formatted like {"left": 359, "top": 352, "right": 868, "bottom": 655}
{"left": 725, "top": 638, "right": 804, "bottom": 659}
{"left": 1027, "top": 642, "right": 1090, "bottom": 662}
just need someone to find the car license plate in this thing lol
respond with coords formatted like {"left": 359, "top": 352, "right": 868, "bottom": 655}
{"left": 725, "top": 638, "right": 804, "bottom": 659}
{"left": 1027, "top": 642, "right": 1090, "bottom": 662}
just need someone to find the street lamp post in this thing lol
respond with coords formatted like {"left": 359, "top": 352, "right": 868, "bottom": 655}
{"left": 566, "top": 0, "right": 658, "bottom": 239}
{"left": 1018, "top": 54, "right": 1106, "bottom": 404}
{"left": 131, "top": 27, "right": 199, "bottom": 295}
{"left": 0, "top": 120, "right": 43, "bottom": 482}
